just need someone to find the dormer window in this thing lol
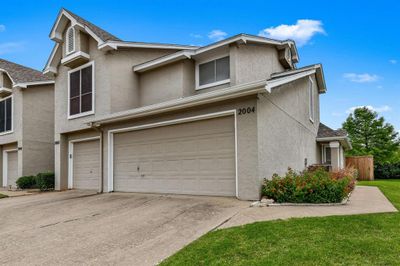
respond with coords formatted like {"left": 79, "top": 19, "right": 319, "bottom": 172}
{"left": 196, "top": 56, "right": 230, "bottom": 90}
{"left": 66, "top": 26, "right": 75, "bottom": 55}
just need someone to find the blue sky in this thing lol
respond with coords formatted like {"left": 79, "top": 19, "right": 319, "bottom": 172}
{"left": 1, "top": 0, "right": 399, "bottom": 130}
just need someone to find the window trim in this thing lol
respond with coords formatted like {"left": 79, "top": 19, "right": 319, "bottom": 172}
{"left": 321, "top": 144, "right": 331, "bottom": 164}
{"left": 67, "top": 61, "right": 95, "bottom": 120}
{"left": 0, "top": 95, "right": 13, "bottom": 136}
{"left": 195, "top": 54, "right": 230, "bottom": 90}
{"left": 66, "top": 26, "right": 76, "bottom": 55}
{"left": 308, "top": 76, "right": 315, "bottom": 123}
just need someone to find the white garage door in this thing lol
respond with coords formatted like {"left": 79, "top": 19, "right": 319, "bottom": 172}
{"left": 113, "top": 116, "right": 236, "bottom": 196}
{"left": 6, "top": 150, "right": 18, "bottom": 188}
{"left": 72, "top": 139, "right": 100, "bottom": 190}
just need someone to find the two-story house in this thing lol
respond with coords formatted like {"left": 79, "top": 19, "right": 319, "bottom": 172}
{"left": 44, "top": 9, "right": 350, "bottom": 200}
{"left": 0, "top": 59, "right": 54, "bottom": 188}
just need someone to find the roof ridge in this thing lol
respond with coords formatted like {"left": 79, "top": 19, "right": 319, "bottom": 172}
{"left": 62, "top": 8, "right": 121, "bottom": 42}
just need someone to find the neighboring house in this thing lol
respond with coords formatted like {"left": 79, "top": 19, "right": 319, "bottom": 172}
{"left": 44, "top": 8, "right": 351, "bottom": 200}
{"left": 0, "top": 59, "right": 55, "bottom": 189}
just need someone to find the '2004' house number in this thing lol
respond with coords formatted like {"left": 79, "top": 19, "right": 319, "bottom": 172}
{"left": 238, "top": 106, "right": 255, "bottom": 115}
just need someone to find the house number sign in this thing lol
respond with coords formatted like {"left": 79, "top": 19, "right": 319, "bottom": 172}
{"left": 238, "top": 106, "right": 255, "bottom": 115}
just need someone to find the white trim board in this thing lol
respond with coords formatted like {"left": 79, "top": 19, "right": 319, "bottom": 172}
{"left": 2, "top": 148, "right": 18, "bottom": 187}
{"left": 107, "top": 110, "right": 239, "bottom": 197}
{"left": 68, "top": 136, "right": 101, "bottom": 189}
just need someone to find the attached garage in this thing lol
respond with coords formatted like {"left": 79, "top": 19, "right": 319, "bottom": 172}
{"left": 2, "top": 149, "right": 18, "bottom": 188}
{"left": 69, "top": 138, "right": 100, "bottom": 190}
{"left": 110, "top": 114, "right": 237, "bottom": 196}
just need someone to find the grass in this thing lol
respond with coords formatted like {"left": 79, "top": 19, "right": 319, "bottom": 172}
{"left": 162, "top": 180, "right": 400, "bottom": 266}
{"left": 0, "top": 193, "right": 8, "bottom": 199}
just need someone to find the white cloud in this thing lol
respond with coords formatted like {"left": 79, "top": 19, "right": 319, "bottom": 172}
{"left": 0, "top": 25, "right": 5, "bottom": 32}
{"left": 258, "top": 19, "right": 325, "bottom": 47}
{"left": 346, "top": 105, "right": 391, "bottom": 114}
{"left": 190, "top": 33, "right": 203, "bottom": 39}
{"left": 0, "top": 42, "right": 24, "bottom": 55}
{"left": 377, "top": 85, "right": 383, "bottom": 89}
{"left": 343, "top": 73, "right": 379, "bottom": 83}
{"left": 389, "top": 59, "right": 397, "bottom": 64}
{"left": 208, "top": 30, "right": 227, "bottom": 41}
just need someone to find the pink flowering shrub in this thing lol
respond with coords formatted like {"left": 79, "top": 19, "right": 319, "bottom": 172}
{"left": 262, "top": 167, "right": 357, "bottom": 203}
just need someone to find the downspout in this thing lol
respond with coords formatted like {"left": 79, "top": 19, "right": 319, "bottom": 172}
{"left": 90, "top": 123, "right": 104, "bottom": 193}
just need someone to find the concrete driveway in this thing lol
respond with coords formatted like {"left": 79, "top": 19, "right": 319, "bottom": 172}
{"left": 0, "top": 190, "right": 247, "bottom": 266}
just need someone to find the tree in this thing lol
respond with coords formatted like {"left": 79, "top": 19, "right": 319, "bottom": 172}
{"left": 342, "top": 107, "right": 400, "bottom": 163}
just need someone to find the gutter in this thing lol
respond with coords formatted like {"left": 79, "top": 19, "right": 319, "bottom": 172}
{"left": 316, "top": 136, "right": 352, "bottom": 150}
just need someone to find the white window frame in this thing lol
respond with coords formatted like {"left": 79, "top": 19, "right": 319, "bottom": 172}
{"left": 67, "top": 61, "right": 95, "bottom": 120}
{"left": 195, "top": 54, "right": 230, "bottom": 90}
{"left": 66, "top": 26, "right": 76, "bottom": 55}
{"left": 0, "top": 95, "right": 13, "bottom": 136}
{"left": 321, "top": 144, "right": 331, "bottom": 164}
{"left": 308, "top": 76, "right": 315, "bottom": 123}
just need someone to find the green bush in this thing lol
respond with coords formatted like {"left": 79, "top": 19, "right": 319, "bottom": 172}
{"left": 262, "top": 167, "right": 357, "bottom": 203}
{"left": 35, "top": 172, "right": 55, "bottom": 191}
{"left": 375, "top": 163, "right": 400, "bottom": 179}
{"left": 16, "top": 175, "right": 36, "bottom": 189}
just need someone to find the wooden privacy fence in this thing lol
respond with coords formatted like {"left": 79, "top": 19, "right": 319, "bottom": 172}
{"left": 346, "top": 155, "right": 374, "bottom": 180}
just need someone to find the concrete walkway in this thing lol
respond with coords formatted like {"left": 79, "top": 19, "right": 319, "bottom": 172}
{"left": 219, "top": 186, "right": 398, "bottom": 229}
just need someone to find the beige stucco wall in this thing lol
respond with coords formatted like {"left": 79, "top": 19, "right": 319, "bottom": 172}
{"left": 138, "top": 60, "right": 195, "bottom": 106}
{"left": 21, "top": 85, "right": 55, "bottom": 176}
{"left": 230, "top": 43, "right": 285, "bottom": 86}
{"left": 257, "top": 75, "right": 320, "bottom": 180}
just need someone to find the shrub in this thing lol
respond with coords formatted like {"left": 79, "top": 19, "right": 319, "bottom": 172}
{"left": 35, "top": 172, "right": 55, "bottom": 191}
{"left": 262, "top": 167, "right": 357, "bottom": 203}
{"left": 16, "top": 175, "right": 36, "bottom": 189}
{"left": 374, "top": 163, "right": 400, "bottom": 179}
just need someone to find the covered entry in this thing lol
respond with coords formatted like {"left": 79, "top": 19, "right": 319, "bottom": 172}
{"left": 111, "top": 114, "right": 237, "bottom": 196}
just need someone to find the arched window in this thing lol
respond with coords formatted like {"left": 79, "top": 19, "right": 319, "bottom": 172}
{"left": 66, "top": 26, "right": 75, "bottom": 54}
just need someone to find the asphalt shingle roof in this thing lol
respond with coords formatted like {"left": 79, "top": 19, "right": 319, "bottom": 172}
{"left": 318, "top": 123, "right": 347, "bottom": 138}
{"left": 64, "top": 8, "right": 121, "bottom": 42}
{"left": 0, "top": 59, "right": 53, "bottom": 84}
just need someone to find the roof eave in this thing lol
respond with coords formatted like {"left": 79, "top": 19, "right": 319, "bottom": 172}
{"left": 316, "top": 136, "right": 352, "bottom": 150}
{"left": 13, "top": 80, "right": 55, "bottom": 89}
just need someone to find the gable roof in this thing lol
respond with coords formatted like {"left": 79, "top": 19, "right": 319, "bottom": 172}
{"left": 44, "top": 8, "right": 197, "bottom": 75}
{"left": 269, "top": 64, "right": 327, "bottom": 93}
{"left": 62, "top": 8, "right": 121, "bottom": 42}
{"left": 133, "top": 33, "right": 298, "bottom": 73}
{"left": 0, "top": 59, "right": 53, "bottom": 87}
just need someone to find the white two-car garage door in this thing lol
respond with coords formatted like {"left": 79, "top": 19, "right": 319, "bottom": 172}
{"left": 112, "top": 115, "right": 236, "bottom": 196}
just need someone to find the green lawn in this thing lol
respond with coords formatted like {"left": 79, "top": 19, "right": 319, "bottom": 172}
{"left": 162, "top": 180, "right": 400, "bottom": 266}
{"left": 0, "top": 193, "right": 8, "bottom": 199}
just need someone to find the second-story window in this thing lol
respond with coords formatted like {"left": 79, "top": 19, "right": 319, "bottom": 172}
{"left": 66, "top": 26, "right": 75, "bottom": 55}
{"left": 0, "top": 96, "right": 12, "bottom": 134}
{"left": 68, "top": 62, "right": 94, "bottom": 118}
{"left": 197, "top": 56, "right": 230, "bottom": 89}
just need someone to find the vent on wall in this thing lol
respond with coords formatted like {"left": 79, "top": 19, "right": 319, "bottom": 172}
{"left": 66, "top": 26, "right": 75, "bottom": 54}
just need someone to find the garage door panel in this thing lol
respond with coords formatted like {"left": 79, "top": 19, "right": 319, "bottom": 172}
{"left": 6, "top": 151, "right": 18, "bottom": 188}
{"left": 113, "top": 116, "right": 236, "bottom": 196}
{"left": 73, "top": 140, "right": 100, "bottom": 190}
